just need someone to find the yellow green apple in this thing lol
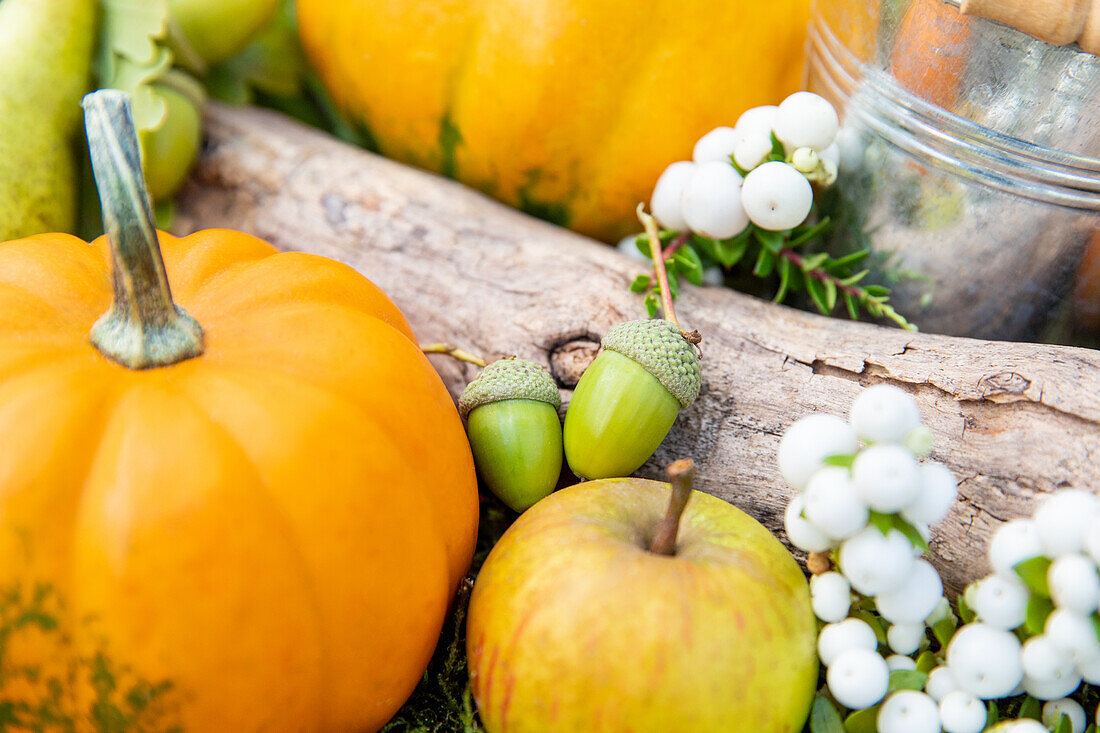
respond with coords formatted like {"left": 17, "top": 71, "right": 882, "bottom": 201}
{"left": 467, "top": 462, "right": 818, "bottom": 732}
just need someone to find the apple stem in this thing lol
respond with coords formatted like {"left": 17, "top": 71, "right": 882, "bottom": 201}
{"left": 650, "top": 458, "right": 696, "bottom": 556}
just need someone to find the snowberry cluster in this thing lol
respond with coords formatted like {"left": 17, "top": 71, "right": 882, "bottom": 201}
{"left": 649, "top": 91, "right": 839, "bottom": 240}
{"left": 778, "top": 386, "right": 1100, "bottom": 733}
{"left": 778, "top": 386, "right": 957, "bottom": 726}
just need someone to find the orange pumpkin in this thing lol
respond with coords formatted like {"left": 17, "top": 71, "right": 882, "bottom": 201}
{"left": 296, "top": 0, "right": 810, "bottom": 243}
{"left": 0, "top": 90, "right": 478, "bottom": 730}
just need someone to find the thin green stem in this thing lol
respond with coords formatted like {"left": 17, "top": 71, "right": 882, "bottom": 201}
{"left": 637, "top": 204, "right": 679, "bottom": 328}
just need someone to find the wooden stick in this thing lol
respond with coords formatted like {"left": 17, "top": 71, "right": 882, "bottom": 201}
{"left": 174, "top": 104, "right": 1100, "bottom": 594}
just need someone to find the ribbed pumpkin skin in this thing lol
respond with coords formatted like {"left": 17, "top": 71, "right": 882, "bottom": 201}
{"left": 0, "top": 229, "right": 478, "bottom": 731}
{"left": 296, "top": 0, "right": 810, "bottom": 242}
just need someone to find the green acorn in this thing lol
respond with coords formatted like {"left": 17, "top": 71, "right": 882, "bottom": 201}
{"left": 459, "top": 358, "right": 564, "bottom": 512}
{"left": 563, "top": 319, "right": 701, "bottom": 479}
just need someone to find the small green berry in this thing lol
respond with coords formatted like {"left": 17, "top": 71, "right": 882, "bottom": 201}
{"left": 459, "top": 358, "right": 563, "bottom": 512}
{"left": 563, "top": 319, "right": 701, "bottom": 479}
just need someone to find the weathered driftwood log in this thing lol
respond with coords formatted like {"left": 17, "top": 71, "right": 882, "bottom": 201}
{"left": 174, "top": 104, "right": 1100, "bottom": 594}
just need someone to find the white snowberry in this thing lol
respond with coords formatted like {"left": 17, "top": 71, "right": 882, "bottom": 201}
{"left": 1024, "top": 670, "right": 1082, "bottom": 701}
{"left": 1048, "top": 553, "right": 1100, "bottom": 615}
{"left": 740, "top": 161, "right": 814, "bottom": 231}
{"left": 970, "top": 573, "right": 1028, "bottom": 630}
{"left": 888, "top": 623, "right": 925, "bottom": 655}
{"left": 925, "top": 666, "right": 961, "bottom": 702}
{"left": 680, "top": 161, "right": 748, "bottom": 240}
{"left": 986, "top": 721, "right": 1051, "bottom": 733}
{"left": 827, "top": 648, "right": 890, "bottom": 710}
{"left": 851, "top": 444, "right": 920, "bottom": 514}
{"left": 1085, "top": 515, "right": 1100, "bottom": 566}
{"left": 650, "top": 161, "right": 695, "bottom": 231}
{"left": 925, "top": 597, "right": 952, "bottom": 627}
{"left": 810, "top": 571, "right": 852, "bottom": 623}
{"left": 774, "top": 91, "right": 840, "bottom": 152}
{"left": 849, "top": 384, "right": 921, "bottom": 445}
{"left": 733, "top": 129, "right": 774, "bottom": 171}
{"left": 777, "top": 413, "right": 857, "bottom": 489}
{"left": 791, "top": 147, "right": 820, "bottom": 174}
{"left": 886, "top": 654, "right": 917, "bottom": 672}
{"left": 804, "top": 467, "right": 869, "bottom": 540}
{"left": 1045, "top": 609, "right": 1100, "bottom": 662}
{"left": 818, "top": 618, "right": 879, "bottom": 666}
{"left": 1043, "top": 698, "right": 1086, "bottom": 733}
{"left": 875, "top": 560, "right": 944, "bottom": 625}
{"left": 701, "top": 267, "right": 724, "bottom": 286}
{"left": 877, "top": 690, "right": 940, "bottom": 733}
{"left": 945, "top": 623, "right": 1024, "bottom": 699}
{"left": 1034, "top": 489, "right": 1100, "bottom": 557}
{"left": 820, "top": 142, "right": 841, "bottom": 170}
{"left": 735, "top": 105, "right": 778, "bottom": 139}
{"left": 901, "top": 462, "right": 959, "bottom": 527}
{"left": 1077, "top": 651, "right": 1100, "bottom": 685}
{"left": 938, "top": 690, "right": 987, "bottom": 733}
{"left": 693, "top": 126, "right": 738, "bottom": 164}
{"left": 1021, "top": 634, "right": 1075, "bottom": 683}
{"left": 783, "top": 494, "right": 832, "bottom": 553}
{"left": 839, "top": 526, "right": 916, "bottom": 596}
{"left": 988, "top": 519, "right": 1044, "bottom": 576}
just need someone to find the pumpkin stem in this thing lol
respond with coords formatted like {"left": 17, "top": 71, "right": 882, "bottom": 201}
{"left": 83, "top": 90, "right": 204, "bottom": 369}
{"left": 649, "top": 458, "right": 695, "bottom": 556}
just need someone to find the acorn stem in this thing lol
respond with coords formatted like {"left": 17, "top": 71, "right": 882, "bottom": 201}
{"left": 650, "top": 458, "right": 695, "bottom": 556}
{"left": 637, "top": 204, "right": 679, "bottom": 328}
{"left": 421, "top": 342, "right": 489, "bottom": 368}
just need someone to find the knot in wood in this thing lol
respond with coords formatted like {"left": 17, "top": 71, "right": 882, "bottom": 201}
{"left": 548, "top": 338, "right": 600, "bottom": 388}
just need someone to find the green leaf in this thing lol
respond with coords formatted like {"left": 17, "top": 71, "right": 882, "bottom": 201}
{"left": 715, "top": 232, "right": 751, "bottom": 268}
{"left": 203, "top": 6, "right": 307, "bottom": 103}
{"left": 1024, "top": 595, "right": 1055, "bottom": 636}
{"left": 854, "top": 609, "right": 888, "bottom": 645}
{"left": 1092, "top": 611, "right": 1100, "bottom": 644}
{"left": 888, "top": 670, "right": 928, "bottom": 692}
{"left": 839, "top": 270, "right": 870, "bottom": 287}
{"left": 643, "top": 293, "right": 659, "bottom": 318}
{"left": 810, "top": 694, "right": 845, "bottom": 733}
{"left": 868, "top": 511, "right": 893, "bottom": 536}
{"left": 1018, "top": 696, "right": 1041, "bottom": 721}
{"left": 754, "top": 227, "right": 787, "bottom": 254}
{"left": 774, "top": 257, "right": 792, "bottom": 303}
{"left": 823, "top": 279, "right": 838, "bottom": 312}
{"left": 986, "top": 701, "right": 999, "bottom": 726}
{"left": 843, "top": 706, "right": 880, "bottom": 733}
{"left": 788, "top": 217, "right": 833, "bottom": 249}
{"left": 805, "top": 276, "right": 831, "bottom": 315}
{"left": 629, "top": 274, "right": 651, "bottom": 293}
{"left": 915, "top": 650, "right": 937, "bottom": 674}
{"left": 1055, "top": 714, "right": 1073, "bottom": 733}
{"left": 753, "top": 248, "right": 776, "bottom": 278}
{"left": 826, "top": 248, "right": 870, "bottom": 270}
{"left": 671, "top": 246, "right": 704, "bottom": 286}
{"left": 844, "top": 293, "right": 859, "bottom": 320}
{"left": 1013, "top": 556, "right": 1052, "bottom": 597}
{"left": 769, "top": 131, "right": 787, "bottom": 161}
{"left": 892, "top": 516, "right": 929, "bottom": 554}
{"left": 931, "top": 617, "right": 956, "bottom": 647}
{"left": 729, "top": 156, "right": 750, "bottom": 177}
{"left": 956, "top": 595, "right": 976, "bottom": 624}
{"left": 691, "top": 235, "right": 719, "bottom": 263}
{"left": 864, "top": 285, "right": 891, "bottom": 297}
{"left": 823, "top": 454, "right": 855, "bottom": 469}
{"left": 800, "top": 252, "right": 830, "bottom": 272}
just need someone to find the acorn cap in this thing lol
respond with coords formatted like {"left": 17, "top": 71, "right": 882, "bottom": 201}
{"left": 602, "top": 319, "right": 701, "bottom": 408}
{"left": 458, "top": 358, "right": 562, "bottom": 419}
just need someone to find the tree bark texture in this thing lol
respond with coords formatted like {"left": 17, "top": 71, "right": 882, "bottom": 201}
{"left": 174, "top": 104, "right": 1100, "bottom": 594}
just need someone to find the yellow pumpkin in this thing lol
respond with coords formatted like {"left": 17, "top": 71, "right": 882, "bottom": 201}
{"left": 0, "top": 90, "right": 478, "bottom": 731}
{"left": 296, "top": 0, "right": 810, "bottom": 242}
